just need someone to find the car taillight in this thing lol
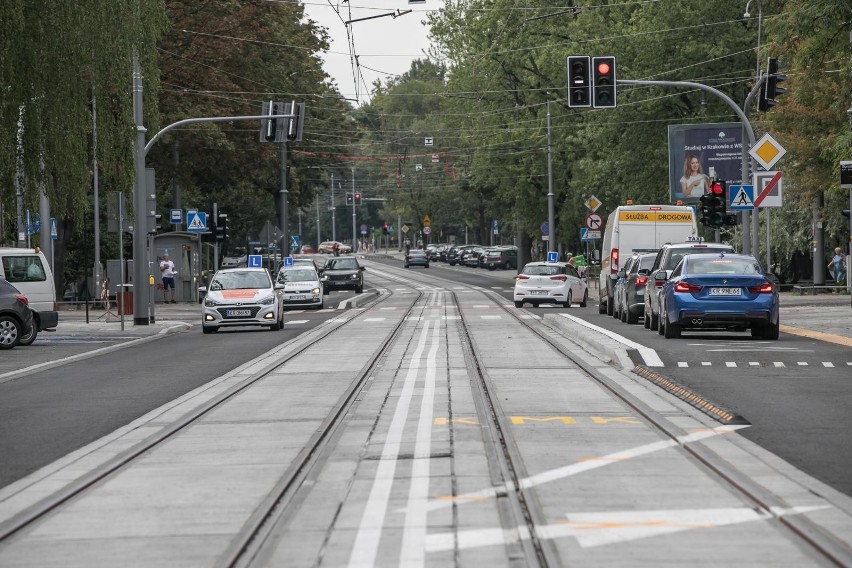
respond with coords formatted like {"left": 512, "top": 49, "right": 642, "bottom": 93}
{"left": 674, "top": 281, "right": 701, "bottom": 293}
{"left": 16, "top": 294, "right": 29, "bottom": 305}
{"left": 748, "top": 282, "right": 774, "bottom": 294}
{"left": 516, "top": 274, "right": 529, "bottom": 281}
{"left": 611, "top": 248, "right": 619, "bottom": 274}
{"left": 635, "top": 276, "right": 648, "bottom": 286}
{"left": 550, "top": 275, "right": 568, "bottom": 282}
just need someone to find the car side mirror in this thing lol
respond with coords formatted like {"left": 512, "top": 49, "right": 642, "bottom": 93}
{"left": 638, "top": 269, "right": 650, "bottom": 276}
{"left": 274, "top": 283, "right": 285, "bottom": 290}
{"left": 360, "top": 266, "right": 366, "bottom": 271}
{"left": 654, "top": 270, "right": 667, "bottom": 282}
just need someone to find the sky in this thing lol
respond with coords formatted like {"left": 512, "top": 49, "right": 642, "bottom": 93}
{"left": 301, "top": 0, "right": 444, "bottom": 104}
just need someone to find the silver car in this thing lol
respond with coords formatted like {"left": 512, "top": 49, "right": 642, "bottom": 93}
{"left": 201, "top": 268, "right": 284, "bottom": 334}
{"left": 276, "top": 266, "right": 324, "bottom": 309}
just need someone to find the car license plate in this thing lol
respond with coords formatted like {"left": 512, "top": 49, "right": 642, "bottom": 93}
{"left": 530, "top": 290, "right": 547, "bottom": 295}
{"left": 290, "top": 295, "right": 306, "bottom": 301}
{"left": 226, "top": 309, "right": 251, "bottom": 317}
{"left": 709, "top": 287, "right": 741, "bottom": 296}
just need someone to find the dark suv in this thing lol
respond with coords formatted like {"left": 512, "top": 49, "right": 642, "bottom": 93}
{"left": 320, "top": 256, "right": 365, "bottom": 294}
{"left": 482, "top": 247, "right": 518, "bottom": 270}
{"left": 643, "top": 242, "right": 735, "bottom": 330}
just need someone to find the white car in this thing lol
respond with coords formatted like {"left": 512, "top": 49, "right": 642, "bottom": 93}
{"left": 514, "top": 261, "right": 588, "bottom": 308}
{"left": 276, "top": 266, "right": 324, "bottom": 309}
{"left": 201, "top": 268, "right": 284, "bottom": 334}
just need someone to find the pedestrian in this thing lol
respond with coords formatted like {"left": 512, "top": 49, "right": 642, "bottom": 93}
{"left": 827, "top": 247, "right": 846, "bottom": 285}
{"left": 159, "top": 253, "right": 177, "bottom": 303}
{"left": 332, "top": 242, "right": 340, "bottom": 257}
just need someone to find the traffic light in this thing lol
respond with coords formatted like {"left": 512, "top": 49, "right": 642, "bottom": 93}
{"left": 842, "top": 210, "right": 850, "bottom": 219}
{"left": 216, "top": 214, "right": 228, "bottom": 241}
{"left": 700, "top": 181, "right": 737, "bottom": 228}
{"left": 592, "top": 56, "right": 616, "bottom": 108}
{"left": 760, "top": 58, "right": 787, "bottom": 111}
{"left": 566, "top": 56, "right": 591, "bottom": 108}
{"left": 353, "top": 192, "right": 362, "bottom": 206}
{"left": 262, "top": 100, "right": 279, "bottom": 142}
{"left": 382, "top": 223, "right": 389, "bottom": 235}
{"left": 286, "top": 102, "right": 305, "bottom": 142}
{"left": 345, "top": 192, "right": 353, "bottom": 206}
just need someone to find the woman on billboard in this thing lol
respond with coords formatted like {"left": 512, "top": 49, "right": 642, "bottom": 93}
{"left": 679, "top": 154, "right": 710, "bottom": 198}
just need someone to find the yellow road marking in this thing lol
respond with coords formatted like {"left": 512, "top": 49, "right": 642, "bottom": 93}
{"left": 780, "top": 324, "right": 852, "bottom": 348}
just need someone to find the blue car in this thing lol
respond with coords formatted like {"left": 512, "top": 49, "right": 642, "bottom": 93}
{"left": 656, "top": 253, "right": 779, "bottom": 340}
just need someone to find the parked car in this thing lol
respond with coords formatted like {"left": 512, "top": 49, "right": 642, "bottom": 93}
{"left": 463, "top": 247, "right": 485, "bottom": 267}
{"left": 482, "top": 247, "right": 518, "bottom": 270}
{"left": 614, "top": 252, "right": 657, "bottom": 324}
{"left": 447, "top": 245, "right": 476, "bottom": 266}
{"left": 200, "top": 268, "right": 285, "bottom": 334}
{"left": 0, "top": 247, "right": 59, "bottom": 340}
{"left": 513, "top": 261, "right": 588, "bottom": 308}
{"left": 644, "top": 242, "right": 735, "bottom": 331}
{"left": 319, "top": 256, "right": 365, "bottom": 293}
{"left": 404, "top": 249, "right": 430, "bottom": 268}
{"left": 0, "top": 277, "right": 35, "bottom": 349}
{"left": 300, "top": 244, "right": 315, "bottom": 254}
{"left": 276, "top": 266, "right": 324, "bottom": 309}
{"left": 657, "top": 253, "right": 779, "bottom": 339}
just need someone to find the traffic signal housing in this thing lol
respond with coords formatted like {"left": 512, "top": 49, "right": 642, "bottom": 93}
{"left": 759, "top": 58, "right": 786, "bottom": 111}
{"left": 216, "top": 214, "right": 228, "bottom": 241}
{"left": 382, "top": 223, "right": 389, "bottom": 235}
{"left": 592, "top": 56, "right": 616, "bottom": 108}
{"left": 567, "top": 56, "right": 591, "bottom": 108}
{"left": 345, "top": 192, "right": 353, "bottom": 206}
{"left": 842, "top": 210, "right": 850, "bottom": 219}
{"left": 353, "top": 192, "right": 362, "bottom": 206}
{"left": 700, "top": 180, "right": 737, "bottom": 228}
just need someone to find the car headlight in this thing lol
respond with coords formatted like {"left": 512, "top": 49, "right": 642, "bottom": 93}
{"left": 350, "top": 273, "right": 359, "bottom": 280}
{"left": 311, "top": 287, "right": 321, "bottom": 295}
{"left": 258, "top": 295, "right": 275, "bottom": 305}
{"left": 204, "top": 296, "right": 222, "bottom": 307}
{"left": 321, "top": 275, "right": 329, "bottom": 281}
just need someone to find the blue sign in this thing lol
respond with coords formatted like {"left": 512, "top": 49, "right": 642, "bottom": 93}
{"left": 729, "top": 184, "right": 755, "bottom": 210}
{"left": 540, "top": 221, "right": 549, "bottom": 236}
{"left": 186, "top": 211, "right": 207, "bottom": 232}
{"left": 290, "top": 235, "right": 300, "bottom": 251}
{"left": 50, "top": 217, "right": 58, "bottom": 240}
{"left": 283, "top": 256, "right": 294, "bottom": 267}
{"left": 580, "top": 228, "right": 589, "bottom": 241}
{"left": 170, "top": 209, "right": 182, "bottom": 224}
{"left": 248, "top": 254, "right": 263, "bottom": 268}
{"left": 547, "top": 251, "right": 558, "bottom": 263}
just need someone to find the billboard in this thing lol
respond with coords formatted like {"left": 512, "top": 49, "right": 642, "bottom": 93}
{"left": 668, "top": 123, "right": 743, "bottom": 203}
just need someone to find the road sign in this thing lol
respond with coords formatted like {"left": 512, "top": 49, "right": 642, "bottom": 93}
{"left": 584, "top": 212, "right": 603, "bottom": 230}
{"left": 753, "top": 171, "right": 783, "bottom": 208}
{"left": 841, "top": 161, "right": 852, "bottom": 189}
{"left": 580, "top": 228, "right": 601, "bottom": 241}
{"left": 425, "top": 137, "right": 433, "bottom": 146}
{"left": 50, "top": 217, "right": 58, "bottom": 240}
{"left": 186, "top": 211, "right": 207, "bottom": 232}
{"left": 749, "top": 133, "right": 786, "bottom": 170}
{"left": 401, "top": 224, "right": 409, "bottom": 234}
{"left": 729, "top": 185, "right": 755, "bottom": 210}
{"left": 547, "top": 251, "right": 558, "bottom": 263}
{"left": 248, "top": 255, "right": 262, "bottom": 268}
{"left": 431, "top": 154, "right": 440, "bottom": 163}
{"left": 540, "top": 221, "right": 549, "bottom": 236}
{"left": 360, "top": 224, "right": 367, "bottom": 235}
{"left": 584, "top": 195, "right": 602, "bottom": 212}
{"left": 422, "top": 226, "right": 432, "bottom": 235}
{"left": 422, "top": 215, "right": 431, "bottom": 227}
{"left": 492, "top": 219, "right": 499, "bottom": 235}
{"left": 170, "top": 209, "right": 182, "bottom": 224}
{"left": 291, "top": 235, "right": 300, "bottom": 251}
{"left": 283, "top": 256, "right": 294, "bottom": 267}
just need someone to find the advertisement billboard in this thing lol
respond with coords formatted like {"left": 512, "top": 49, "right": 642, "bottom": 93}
{"left": 668, "top": 123, "right": 743, "bottom": 203}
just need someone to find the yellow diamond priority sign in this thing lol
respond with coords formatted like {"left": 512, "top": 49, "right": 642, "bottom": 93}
{"left": 749, "top": 132, "right": 786, "bottom": 171}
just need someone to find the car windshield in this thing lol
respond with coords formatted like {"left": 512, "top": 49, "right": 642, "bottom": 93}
{"left": 226, "top": 247, "right": 246, "bottom": 257}
{"left": 666, "top": 247, "right": 730, "bottom": 269}
{"left": 277, "top": 269, "right": 318, "bottom": 283}
{"left": 326, "top": 258, "right": 358, "bottom": 270}
{"left": 210, "top": 271, "right": 271, "bottom": 290}
{"left": 523, "top": 265, "right": 561, "bottom": 276}
{"left": 688, "top": 257, "right": 762, "bottom": 275}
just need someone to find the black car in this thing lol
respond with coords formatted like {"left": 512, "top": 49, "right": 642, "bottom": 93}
{"left": 320, "top": 256, "right": 365, "bottom": 294}
{"left": 0, "top": 277, "right": 35, "bottom": 349}
{"left": 446, "top": 245, "right": 476, "bottom": 266}
{"left": 482, "top": 247, "right": 518, "bottom": 270}
{"left": 614, "top": 252, "right": 656, "bottom": 324}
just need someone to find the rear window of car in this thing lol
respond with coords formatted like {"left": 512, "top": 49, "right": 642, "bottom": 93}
{"left": 523, "top": 265, "right": 560, "bottom": 276}
{"left": 665, "top": 247, "right": 732, "bottom": 270}
{"left": 688, "top": 257, "right": 762, "bottom": 275}
{"left": 277, "top": 269, "right": 318, "bottom": 282}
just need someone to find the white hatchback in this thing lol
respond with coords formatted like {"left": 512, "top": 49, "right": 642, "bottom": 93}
{"left": 514, "top": 261, "right": 588, "bottom": 308}
{"left": 201, "top": 268, "right": 284, "bottom": 334}
{"left": 276, "top": 266, "right": 324, "bottom": 309}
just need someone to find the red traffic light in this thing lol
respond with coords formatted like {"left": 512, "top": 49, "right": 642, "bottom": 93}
{"left": 711, "top": 182, "right": 724, "bottom": 195}
{"left": 597, "top": 62, "right": 611, "bottom": 75}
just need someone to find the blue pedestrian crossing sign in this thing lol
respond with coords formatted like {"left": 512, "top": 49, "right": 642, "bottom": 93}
{"left": 547, "top": 251, "right": 558, "bottom": 263}
{"left": 729, "top": 185, "right": 755, "bottom": 210}
{"left": 186, "top": 211, "right": 207, "bottom": 232}
{"left": 248, "top": 254, "right": 263, "bottom": 268}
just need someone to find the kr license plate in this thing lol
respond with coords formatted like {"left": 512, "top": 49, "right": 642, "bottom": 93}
{"left": 289, "top": 295, "right": 306, "bottom": 301}
{"left": 530, "top": 290, "right": 548, "bottom": 295}
{"left": 226, "top": 309, "right": 252, "bottom": 317}
{"left": 709, "top": 287, "right": 741, "bottom": 296}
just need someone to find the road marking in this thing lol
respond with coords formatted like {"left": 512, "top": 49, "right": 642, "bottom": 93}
{"left": 797, "top": 361, "right": 808, "bottom": 366}
{"left": 284, "top": 320, "right": 309, "bottom": 325}
{"left": 364, "top": 318, "right": 386, "bottom": 322}
{"left": 424, "top": 506, "right": 829, "bottom": 552}
{"left": 349, "top": 321, "right": 434, "bottom": 568}
{"left": 725, "top": 362, "right": 736, "bottom": 368}
{"left": 780, "top": 324, "right": 852, "bottom": 347}
{"left": 749, "top": 362, "right": 759, "bottom": 366}
{"left": 774, "top": 362, "right": 785, "bottom": 367}
{"left": 557, "top": 314, "right": 663, "bottom": 367}
{"left": 480, "top": 315, "right": 502, "bottom": 320}
{"left": 678, "top": 362, "right": 688, "bottom": 367}
{"left": 823, "top": 362, "right": 834, "bottom": 367}
{"left": 701, "top": 362, "right": 711, "bottom": 366}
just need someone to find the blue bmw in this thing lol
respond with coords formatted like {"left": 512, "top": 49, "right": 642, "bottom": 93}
{"left": 656, "top": 253, "right": 779, "bottom": 340}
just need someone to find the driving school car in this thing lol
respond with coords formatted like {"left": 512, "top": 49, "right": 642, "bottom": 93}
{"left": 200, "top": 268, "right": 285, "bottom": 334}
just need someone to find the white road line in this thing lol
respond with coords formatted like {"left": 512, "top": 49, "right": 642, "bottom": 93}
{"left": 749, "top": 362, "right": 759, "bottom": 366}
{"left": 701, "top": 361, "right": 711, "bottom": 366}
{"left": 348, "top": 321, "right": 432, "bottom": 568}
{"left": 797, "top": 361, "right": 808, "bottom": 366}
{"left": 726, "top": 362, "right": 736, "bottom": 368}
{"left": 400, "top": 322, "right": 441, "bottom": 567}
{"left": 480, "top": 315, "right": 502, "bottom": 320}
{"left": 677, "top": 362, "right": 688, "bottom": 367}
{"left": 557, "top": 314, "right": 664, "bottom": 367}
{"left": 363, "top": 318, "right": 386, "bottom": 322}
{"left": 774, "top": 362, "right": 785, "bottom": 367}
{"left": 823, "top": 362, "right": 834, "bottom": 367}
{"left": 284, "top": 320, "right": 309, "bottom": 325}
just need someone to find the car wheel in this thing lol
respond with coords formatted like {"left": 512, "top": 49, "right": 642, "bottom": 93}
{"left": 657, "top": 309, "right": 665, "bottom": 335}
{"left": 355, "top": 285, "right": 363, "bottom": 294}
{"left": 626, "top": 309, "right": 639, "bottom": 325}
{"left": 564, "top": 290, "right": 573, "bottom": 308}
{"left": 202, "top": 326, "right": 218, "bottom": 334}
{"left": 18, "top": 324, "right": 37, "bottom": 346}
{"left": 752, "top": 323, "right": 780, "bottom": 340}
{"left": 514, "top": 301, "right": 524, "bottom": 308}
{"left": 0, "top": 315, "right": 22, "bottom": 349}
{"left": 606, "top": 296, "right": 614, "bottom": 316}
{"left": 663, "top": 311, "right": 681, "bottom": 338}
{"left": 650, "top": 312, "right": 659, "bottom": 331}
{"left": 579, "top": 289, "right": 588, "bottom": 308}
{"left": 620, "top": 307, "right": 627, "bottom": 322}
{"left": 425, "top": 263, "right": 430, "bottom": 268}
{"left": 405, "top": 264, "right": 410, "bottom": 268}
{"left": 644, "top": 313, "right": 650, "bottom": 329}
{"left": 598, "top": 295, "right": 607, "bottom": 314}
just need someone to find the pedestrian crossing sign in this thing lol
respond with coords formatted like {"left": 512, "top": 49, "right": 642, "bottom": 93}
{"left": 728, "top": 185, "right": 754, "bottom": 210}
{"left": 186, "top": 211, "right": 207, "bottom": 232}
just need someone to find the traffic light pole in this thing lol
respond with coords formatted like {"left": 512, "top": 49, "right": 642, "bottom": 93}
{"left": 618, "top": 80, "right": 757, "bottom": 255}
{"left": 280, "top": 141, "right": 289, "bottom": 259}
{"left": 546, "top": 101, "right": 556, "bottom": 256}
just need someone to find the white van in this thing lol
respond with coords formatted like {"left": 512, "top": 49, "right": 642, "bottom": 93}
{"left": 597, "top": 205, "right": 697, "bottom": 314}
{"left": 0, "top": 247, "right": 59, "bottom": 341}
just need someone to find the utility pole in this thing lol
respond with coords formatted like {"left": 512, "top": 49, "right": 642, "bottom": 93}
{"left": 546, "top": 101, "right": 556, "bottom": 256}
{"left": 351, "top": 168, "right": 357, "bottom": 251}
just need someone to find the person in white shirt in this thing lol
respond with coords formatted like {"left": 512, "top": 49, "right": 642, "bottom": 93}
{"left": 679, "top": 154, "right": 710, "bottom": 198}
{"left": 159, "top": 253, "right": 177, "bottom": 303}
